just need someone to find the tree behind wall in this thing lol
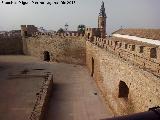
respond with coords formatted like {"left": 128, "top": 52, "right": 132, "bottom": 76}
{"left": 77, "top": 25, "right": 86, "bottom": 34}
{"left": 57, "top": 28, "right": 65, "bottom": 33}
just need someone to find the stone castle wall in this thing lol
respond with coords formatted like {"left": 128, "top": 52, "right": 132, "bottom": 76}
{"left": 92, "top": 36, "right": 160, "bottom": 76}
{"left": 86, "top": 40, "right": 160, "bottom": 115}
{"left": 23, "top": 34, "right": 86, "bottom": 65}
{"left": 1, "top": 29, "right": 160, "bottom": 116}
{"left": 0, "top": 36, "right": 23, "bottom": 54}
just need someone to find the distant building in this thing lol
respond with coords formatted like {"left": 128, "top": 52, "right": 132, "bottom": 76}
{"left": 85, "top": 1, "right": 107, "bottom": 39}
{"left": 21, "top": 25, "right": 38, "bottom": 37}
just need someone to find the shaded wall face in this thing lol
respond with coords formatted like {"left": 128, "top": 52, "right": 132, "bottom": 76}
{"left": 23, "top": 36, "right": 86, "bottom": 65}
{"left": 0, "top": 37, "right": 23, "bottom": 55}
{"left": 86, "top": 41, "right": 160, "bottom": 115}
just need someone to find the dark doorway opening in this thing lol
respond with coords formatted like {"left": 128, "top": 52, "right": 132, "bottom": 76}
{"left": 88, "top": 33, "right": 90, "bottom": 39}
{"left": 118, "top": 81, "right": 129, "bottom": 98}
{"left": 43, "top": 51, "right": 50, "bottom": 62}
{"left": 150, "top": 48, "right": 157, "bottom": 58}
{"left": 91, "top": 57, "right": 94, "bottom": 77}
{"left": 24, "top": 31, "right": 27, "bottom": 36}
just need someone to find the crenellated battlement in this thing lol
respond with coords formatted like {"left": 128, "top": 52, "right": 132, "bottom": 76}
{"left": 85, "top": 28, "right": 101, "bottom": 39}
{"left": 20, "top": 24, "right": 85, "bottom": 38}
{"left": 88, "top": 36, "right": 160, "bottom": 76}
{"left": 31, "top": 32, "right": 85, "bottom": 38}
{"left": 22, "top": 31, "right": 86, "bottom": 65}
{"left": 21, "top": 25, "right": 38, "bottom": 37}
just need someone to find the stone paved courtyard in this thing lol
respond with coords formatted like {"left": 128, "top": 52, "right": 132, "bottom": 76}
{"left": 0, "top": 55, "right": 113, "bottom": 120}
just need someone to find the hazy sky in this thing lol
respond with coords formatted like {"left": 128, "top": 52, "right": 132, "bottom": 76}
{"left": 0, "top": 0, "right": 160, "bottom": 34}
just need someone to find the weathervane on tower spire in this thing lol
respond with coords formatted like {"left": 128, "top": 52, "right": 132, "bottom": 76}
{"left": 99, "top": 1, "right": 106, "bottom": 17}
{"left": 98, "top": 1, "right": 107, "bottom": 38}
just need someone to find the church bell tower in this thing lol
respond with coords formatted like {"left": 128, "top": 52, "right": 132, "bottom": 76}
{"left": 98, "top": 1, "right": 107, "bottom": 38}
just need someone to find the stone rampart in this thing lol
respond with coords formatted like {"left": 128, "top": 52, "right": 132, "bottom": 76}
{"left": 91, "top": 36, "right": 160, "bottom": 76}
{"left": 86, "top": 40, "right": 160, "bottom": 115}
{"left": 23, "top": 34, "right": 86, "bottom": 65}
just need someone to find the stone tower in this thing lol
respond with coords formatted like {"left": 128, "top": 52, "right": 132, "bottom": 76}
{"left": 21, "top": 25, "right": 38, "bottom": 37}
{"left": 21, "top": 25, "right": 27, "bottom": 37}
{"left": 98, "top": 1, "right": 107, "bottom": 38}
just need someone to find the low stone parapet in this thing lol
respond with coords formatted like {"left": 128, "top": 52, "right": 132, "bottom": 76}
{"left": 29, "top": 73, "right": 53, "bottom": 120}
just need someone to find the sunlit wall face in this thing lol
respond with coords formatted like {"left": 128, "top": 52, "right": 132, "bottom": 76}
{"left": 0, "top": 0, "right": 160, "bottom": 34}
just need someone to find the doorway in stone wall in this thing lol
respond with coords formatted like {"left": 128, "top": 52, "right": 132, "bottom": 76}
{"left": 91, "top": 57, "right": 94, "bottom": 77}
{"left": 43, "top": 51, "right": 50, "bottom": 62}
{"left": 88, "top": 33, "right": 90, "bottom": 39}
{"left": 24, "top": 31, "right": 27, "bottom": 36}
{"left": 118, "top": 81, "right": 129, "bottom": 98}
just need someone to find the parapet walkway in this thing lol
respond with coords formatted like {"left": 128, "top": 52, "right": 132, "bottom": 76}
{"left": 46, "top": 62, "right": 113, "bottom": 120}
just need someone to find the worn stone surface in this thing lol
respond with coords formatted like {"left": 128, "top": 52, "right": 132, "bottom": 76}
{"left": 0, "top": 55, "right": 113, "bottom": 120}
{"left": 0, "top": 56, "right": 45, "bottom": 120}
{"left": 46, "top": 62, "right": 113, "bottom": 120}
{"left": 86, "top": 41, "right": 160, "bottom": 115}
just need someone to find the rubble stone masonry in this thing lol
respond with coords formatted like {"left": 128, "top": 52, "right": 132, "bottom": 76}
{"left": 23, "top": 34, "right": 86, "bottom": 65}
{"left": 1, "top": 30, "right": 160, "bottom": 116}
{"left": 86, "top": 41, "right": 160, "bottom": 115}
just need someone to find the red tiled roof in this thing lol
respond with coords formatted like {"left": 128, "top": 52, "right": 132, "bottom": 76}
{"left": 113, "top": 29, "right": 160, "bottom": 40}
